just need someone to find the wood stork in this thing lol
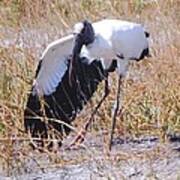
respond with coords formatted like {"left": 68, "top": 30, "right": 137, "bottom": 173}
{"left": 70, "top": 19, "right": 150, "bottom": 150}
{"left": 24, "top": 20, "right": 116, "bottom": 148}
{"left": 24, "top": 19, "right": 150, "bottom": 150}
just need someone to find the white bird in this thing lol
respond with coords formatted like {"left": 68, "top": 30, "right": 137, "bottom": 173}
{"left": 24, "top": 20, "right": 115, "bottom": 149}
{"left": 70, "top": 19, "right": 150, "bottom": 149}
{"left": 24, "top": 19, "right": 150, "bottom": 150}
{"left": 80, "top": 19, "right": 149, "bottom": 76}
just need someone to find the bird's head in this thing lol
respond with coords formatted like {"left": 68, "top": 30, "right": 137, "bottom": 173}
{"left": 69, "top": 20, "right": 95, "bottom": 86}
{"left": 73, "top": 20, "right": 95, "bottom": 46}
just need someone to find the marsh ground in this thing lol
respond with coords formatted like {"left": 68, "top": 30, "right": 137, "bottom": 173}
{"left": 0, "top": 0, "right": 179, "bottom": 179}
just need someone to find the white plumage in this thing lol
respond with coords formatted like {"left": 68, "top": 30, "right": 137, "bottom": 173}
{"left": 33, "top": 35, "right": 74, "bottom": 95}
{"left": 33, "top": 19, "right": 149, "bottom": 96}
{"left": 80, "top": 19, "right": 149, "bottom": 76}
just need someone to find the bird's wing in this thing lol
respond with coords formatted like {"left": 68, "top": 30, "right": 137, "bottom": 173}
{"left": 33, "top": 34, "right": 74, "bottom": 96}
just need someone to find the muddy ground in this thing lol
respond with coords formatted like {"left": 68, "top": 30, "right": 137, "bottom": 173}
{"left": 0, "top": 133, "right": 179, "bottom": 180}
{"left": 0, "top": 19, "right": 179, "bottom": 179}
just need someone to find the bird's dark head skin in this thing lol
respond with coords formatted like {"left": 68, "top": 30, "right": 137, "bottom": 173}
{"left": 69, "top": 20, "right": 95, "bottom": 85}
{"left": 73, "top": 20, "right": 95, "bottom": 55}
{"left": 79, "top": 20, "right": 95, "bottom": 45}
{"left": 72, "top": 20, "right": 95, "bottom": 61}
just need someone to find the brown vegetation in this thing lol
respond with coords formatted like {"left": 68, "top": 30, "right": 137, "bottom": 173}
{"left": 0, "top": 0, "right": 179, "bottom": 177}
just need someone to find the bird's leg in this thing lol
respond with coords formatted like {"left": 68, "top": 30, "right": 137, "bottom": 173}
{"left": 69, "top": 77, "right": 110, "bottom": 147}
{"left": 109, "top": 75, "right": 123, "bottom": 151}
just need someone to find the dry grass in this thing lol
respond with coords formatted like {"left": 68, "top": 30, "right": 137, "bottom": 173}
{"left": 0, "top": 0, "right": 180, "bottom": 177}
